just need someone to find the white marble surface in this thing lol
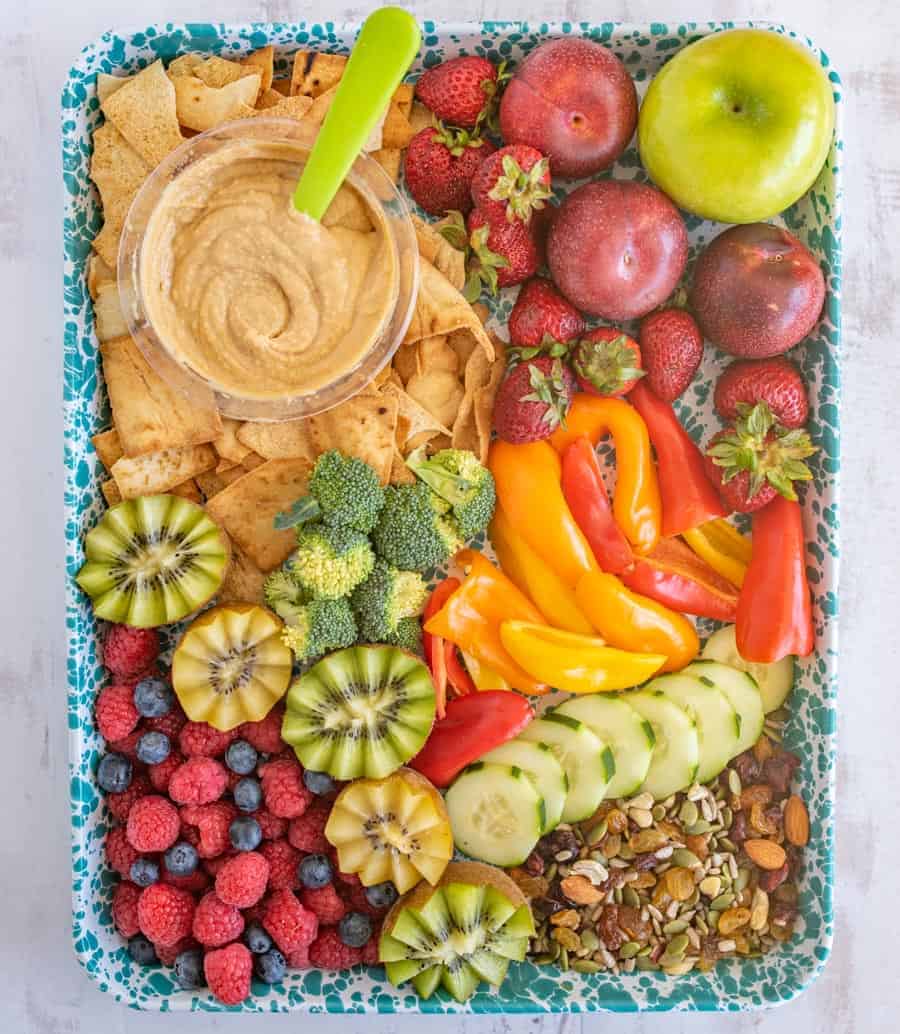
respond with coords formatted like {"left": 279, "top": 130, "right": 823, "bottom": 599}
{"left": 1, "top": 0, "right": 896, "bottom": 1030}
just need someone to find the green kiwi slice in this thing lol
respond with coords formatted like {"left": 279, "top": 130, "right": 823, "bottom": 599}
{"left": 76, "top": 494, "right": 230, "bottom": 628}
{"left": 379, "top": 861, "right": 535, "bottom": 1002}
{"left": 281, "top": 644, "right": 436, "bottom": 780}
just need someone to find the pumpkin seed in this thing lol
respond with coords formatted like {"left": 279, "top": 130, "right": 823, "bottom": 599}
{"left": 619, "top": 941, "right": 641, "bottom": 959}
{"left": 627, "top": 792, "right": 654, "bottom": 811}
{"left": 623, "top": 886, "right": 641, "bottom": 909}
{"left": 710, "top": 892, "right": 735, "bottom": 911}
{"left": 559, "top": 947, "right": 569, "bottom": 970}
{"left": 572, "top": 959, "right": 602, "bottom": 973}
{"left": 630, "top": 807, "right": 654, "bottom": 829}
{"left": 679, "top": 800, "right": 699, "bottom": 827}
{"left": 718, "top": 836, "right": 737, "bottom": 852}
{"left": 587, "top": 819, "right": 608, "bottom": 845}
{"left": 580, "top": 929, "right": 600, "bottom": 953}
{"left": 663, "top": 918, "right": 689, "bottom": 935}
{"left": 652, "top": 803, "right": 667, "bottom": 822}
{"left": 671, "top": 848, "right": 702, "bottom": 868}
{"left": 545, "top": 862, "right": 557, "bottom": 881}
{"left": 618, "top": 843, "right": 635, "bottom": 861}
{"left": 685, "top": 819, "right": 713, "bottom": 836}
{"left": 663, "top": 958, "right": 698, "bottom": 976}
{"left": 636, "top": 956, "right": 659, "bottom": 971}
{"left": 613, "top": 886, "right": 623, "bottom": 904}
{"left": 666, "top": 933, "right": 690, "bottom": 955}
{"left": 695, "top": 916, "right": 709, "bottom": 935}
{"left": 637, "top": 945, "right": 653, "bottom": 957}
{"left": 721, "top": 807, "right": 733, "bottom": 828}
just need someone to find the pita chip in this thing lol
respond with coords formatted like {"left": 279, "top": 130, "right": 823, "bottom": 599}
{"left": 100, "top": 479, "right": 123, "bottom": 506}
{"left": 97, "top": 72, "right": 133, "bottom": 104}
{"left": 404, "top": 258, "right": 494, "bottom": 363}
{"left": 110, "top": 444, "right": 217, "bottom": 499}
{"left": 236, "top": 420, "right": 317, "bottom": 463}
{"left": 173, "top": 73, "right": 261, "bottom": 131}
{"left": 412, "top": 216, "right": 466, "bottom": 292}
{"left": 217, "top": 546, "right": 267, "bottom": 606}
{"left": 291, "top": 51, "right": 348, "bottom": 97}
{"left": 250, "top": 93, "right": 312, "bottom": 121}
{"left": 195, "top": 466, "right": 249, "bottom": 498}
{"left": 304, "top": 393, "right": 399, "bottom": 485}
{"left": 102, "top": 60, "right": 183, "bottom": 166}
{"left": 205, "top": 458, "right": 314, "bottom": 570}
{"left": 91, "top": 428, "right": 124, "bottom": 471}
{"left": 213, "top": 417, "right": 252, "bottom": 465}
{"left": 242, "top": 46, "right": 274, "bottom": 92}
{"left": 380, "top": 381, "right": 451, "bottom": 450}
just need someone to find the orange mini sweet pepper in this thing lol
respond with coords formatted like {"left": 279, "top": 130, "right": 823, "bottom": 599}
{"left": 575, "top": 569, "right": 699, "bottom": 673}
{"left": 549, "top": 395, "right": 661, "bottom": 555}
{"left": 423, "top": 551, "right": 550, "bottom": 695}
{"left": 489, "top": 439, "right": 597, "bottom": 588}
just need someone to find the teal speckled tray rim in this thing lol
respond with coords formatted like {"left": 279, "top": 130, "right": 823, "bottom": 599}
{"left": 62, "top": 19, "right": 842, "bottom": 1013}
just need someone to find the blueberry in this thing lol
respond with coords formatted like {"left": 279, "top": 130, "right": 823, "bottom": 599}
{"left": 97, "top": 752, "right": 132, "bottom": 794}
{"left": 129, "top": 857, "right": 160, "bottom": 887}
{"left": 302, "top": 769, "right": 335, "bottom": 796}
{"left": 164, "top": 841, "right": 199, "bottom": 876}
{"left": 133, "top": 677, "right": 174, "bottom": 718}
{"left": 128, "top": 934, "right": 158, "bottom": 965}
{"left": 225, "top": 739, "right": 258, "bottom": 775}
{"left": 174, "top": 948, "right": 205, "bottom": 989}
{"left": 229, "top": 815, "right": 262, "bottom": 852}
{"left": 233, "top": 776, "right": 263, "bottom": 813}
{"left": 254, "top": 948, "right": 286, "bottom": 984}
{"left": 364, "top": 881, "right": 398, "bottom": 910}
{"left": 244, "top": 921, "right": 273, "bottom": 954}
{"left": 338, "top": 911, "right": 373, "bottom": 948}
{"left": 298, "top": 853, "right": 332, "bottom": 889}
{"left": 136, "top": 731, "right": 171, "bottom": 765}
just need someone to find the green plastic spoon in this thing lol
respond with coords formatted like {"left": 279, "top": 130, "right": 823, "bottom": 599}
{"left": 292, "top": 7, "right": 421, "bottom": 220}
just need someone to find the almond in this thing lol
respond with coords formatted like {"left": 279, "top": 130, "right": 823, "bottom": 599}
{"left": 784, "top": 794, "right": 810, "bottom": 846}
{"left": 744, "top": 837, "right": 787, "bottom": 870}
{"left": 560, "top": 875, "right": 603, "bottom": 905}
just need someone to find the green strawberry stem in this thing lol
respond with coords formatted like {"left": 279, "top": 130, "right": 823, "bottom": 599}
{"left": 572, "top": 333, "right": 645, "bottom": 395}
{"left": 487, "top": 153, "right": 553, "bottom": 223}
{"left": 521, "top": 358, "right": 570, "bottom": 431}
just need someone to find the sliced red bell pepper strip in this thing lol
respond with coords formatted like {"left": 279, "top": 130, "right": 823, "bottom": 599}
{"left": 409, "top": 690, "right": 534, "bottom": 787}
{"left": 444, "top": 640, "right": 476, "bottom": 695}
{"left": 737, "top": 496, "right": 814, "bottom": 663}
{"left": 561, "top": 436, "right": 634, "bottom": 574}
{"left": 422, "top": 578, "right": 459, "bottom": 718}
{"left": 629, "top": 381, "right": 727, "bottom": 537}
{"left": 621, "top": 536, "right": 739, "bottom": 621}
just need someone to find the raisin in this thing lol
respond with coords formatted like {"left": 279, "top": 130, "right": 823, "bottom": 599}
{"left": 524, "top": 850, "right": 545, "bottom": 876}
{"left": 731, "top": 751, "right": 761, "bottom": 785}
{"left": 537, "top": 828, "right": 579, "bottom": 861}
{"left": 756, "top": 861, "right": 789, "bottom": 892}
{"left": 762, "top": 752, "right": 800, "bottom": 795}
{"left": 730, "top": 810, "right": 749, "bottom": 845}
{"left": 596, "top": 906, "right": 625, "bottom": 952}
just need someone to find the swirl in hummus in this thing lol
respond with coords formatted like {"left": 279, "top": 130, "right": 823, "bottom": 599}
{"left": 139, "top": 139, "right": 398, "bottom": 400}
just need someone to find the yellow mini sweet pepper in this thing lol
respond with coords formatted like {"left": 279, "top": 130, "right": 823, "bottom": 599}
{"left": 682, "top": 519, "right": 752, "bottom": 589}
{"left": 499, "top": 621, "right": 667, "bottom": 694}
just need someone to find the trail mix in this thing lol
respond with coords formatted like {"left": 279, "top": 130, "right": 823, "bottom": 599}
{"left": 514, "top": 731, "right": 808, "bottom": 976}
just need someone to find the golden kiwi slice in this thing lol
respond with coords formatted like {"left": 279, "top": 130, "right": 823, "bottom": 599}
{"left": 172, "top": 604, "right": 292, "bottom": 731}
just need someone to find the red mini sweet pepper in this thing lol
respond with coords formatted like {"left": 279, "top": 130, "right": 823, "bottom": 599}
{"left": 560, "top": 436, "right": 634, "bottom": 574}
{"left": 629, "top": 381, "right": 727, "bottom": 537}
{"left": 737, "top": 495, "right": 814, "bottom": 663}
{"left": 422, "top": 579, "right": 458, "bottom": 718}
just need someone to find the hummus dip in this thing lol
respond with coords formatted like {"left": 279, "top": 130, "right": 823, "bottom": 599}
{"left": 139, "top": 139, "right": 399, "bottom": 400}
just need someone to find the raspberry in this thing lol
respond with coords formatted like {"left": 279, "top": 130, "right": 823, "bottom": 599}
{"left": 300, "top": 884, "right": 346, "bottom": 925}
{"left": 179, "top": 721, "right": 237, "bottom": 758}
{"left": 102, "top": 625, "right": 159, "bottom": 680}
{"left": 126, "top": 795, "right": 180, "bottom": 852}
{"left": 286, "top": 944, "right": 311, "bottom": 968}
{"left": 107, "top": 728, "right": 144, "bottom": 762}
{"left": 155, "top": 935, "right": 199, "bottom": 967}
{"left": 148, "top": 751, "right": 184, "bottom": 793}
{"left": 180, "top": 802, "right": 237, "bottom": 859}
{"left": 333, "top": 862, "right": 361, "bottom": 888}
{"left": 259, "top": 839, "right": 301, "bottom": 891}
{"left": 204, "top": 942, "right": 252, "bottom": 1006}
{"left": 203, "top": 852, "right": 237, "bottom": 878}
{"left": 361, "top": 934, "right": 379, "bottom": 966}
{"left": 308, "top": 926, "right": 362, "bottom": 969}
{"left": 216, "top": 852, "right": 270, "bottom": 908}
{"left": 106, "top": 773, "right": 151, "bottom": 822}
{"left": 95, "top": 684, "right": 140, "bottom": 742}
{"left": 263, "top": 888, "right": 319, "bottom": 953}
{"left": 168, "top": 757, "right": 228, "bottom": 805}
{"left": 161, "top": 863, "right": 211, "bottom": 895}
{"left": 239, "top": 706, "right": 285, "bottom": 754}
{"left": 343, "top": 881, "right": 386, "bottom": 920}
{"left": 112, "top": 880, "right": 142, "bottom": 937}
{"left": 287, "top": 802, "right": 330, "bottom": 853}
{"left": 145, "top": 704, "right": 187, "bottom": 742}
{"left": 260, "top": 758, "right": 312, "bottom": 819}
{"left": 254, "top": 810, "right": 288, "bottom": 841}
{"left": 193, "top": 891, "right": 245, "bottom": 947}
{"left": 241, "top": 898, "right": 269, "bottom": 926}
{"left": 137, "top": 884, "right": 195, "bottom": 946}
{"left": 105, "top": 826, "right": 141, "bottom": 877}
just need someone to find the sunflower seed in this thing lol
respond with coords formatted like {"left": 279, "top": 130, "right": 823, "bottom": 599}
{"left": 728, "top": 770, "right": 742, "bottom": 796}
{"left": 687, "top": 784, "right": 706, "bottom": 802}
{"left": 627, "top": 792, "right": 654, "bottom": 811}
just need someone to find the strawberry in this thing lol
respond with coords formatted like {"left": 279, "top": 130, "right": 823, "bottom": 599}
{"left": 493, "top": 356, "right": 576, "bottom": 444}
{"left": 704, "top": 401, "right": 817, "bottom": 514}
{"left": 638, "top": 309, "right": 704, "bottom": 402}
{"left": 404, "top": 125, "right": 494, "bottom": 216}
{"left": 470, "top": 145, "right": 552, "bottom": 225}
{"left": 467, "top": 208, "right": 539, "bottom": 294}
{"left": 571, "top": 327, "right": 644, "bottom": 398}
{"left": 416, "top": 56, "right": 502, "bottom": 130}
{"left": 508, "top": 278, "right": 585, "bottom": 351}
{"left": 714, "top": 356, "right": 809, "bottom": 429}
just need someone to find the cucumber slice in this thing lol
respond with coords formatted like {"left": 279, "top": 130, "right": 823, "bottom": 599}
{"left": 685, "top": 660, "right": 764, "bottom": 757}
{"left": 553, "top": 695, "right": 655, "bottom": 799}
{"left": 702, "top": 624, "right": 795, "bottom": 713}
{"left": 653, "top": 673, "right": 739, "bottom": 783}
{"left": 517, "top": 714, "right": 613, "bottom": 823}
{"left": 445, "top": 762, "right": 544, "bottom": 866}
{"left": 480, "top": 740, "right": 568, "bottom": 833}
{"left": 623, "top": 690, "right": 699, "bottom": 799}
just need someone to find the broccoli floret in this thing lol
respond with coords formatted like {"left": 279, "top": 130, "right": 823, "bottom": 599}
{"left": 351, "top": 560, "right": 429, "bottom": 643}
{"left": 263, "top": 569, "right": 308, "bottom": 624}
{"left": 389, "top": 616, "right": 423, "bottom": 655}
{"left": 289, "top": 523, "right": 374, "bottom": 599}
{"left": 372, "top": 483, "right": 464, "bottom": 573}
{"left": 281, "top": 597, "right": 357, "bottom": 664}
{"left": 275, "top": 450, "right": 385, "bottom": 534}
{"left": 405, "top": 447, "right": 496, "bottom": 540}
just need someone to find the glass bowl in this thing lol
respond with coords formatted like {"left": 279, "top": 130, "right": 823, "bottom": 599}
{"left": 118, "top": 117, "right": 418, "bottom": 422}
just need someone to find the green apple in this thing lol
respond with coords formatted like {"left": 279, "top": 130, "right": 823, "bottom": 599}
{"left": 637, "top": 29, "right": 835, "bottom": 223}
